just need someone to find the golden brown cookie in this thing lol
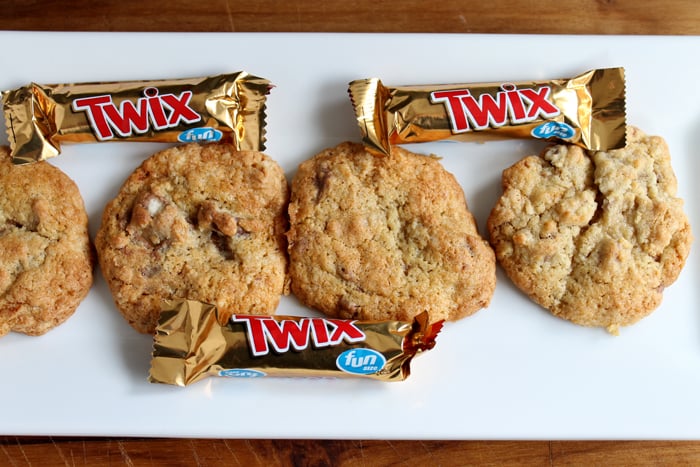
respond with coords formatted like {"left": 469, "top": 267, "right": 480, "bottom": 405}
{"left": 0, "top": 147, "right": 93, "bottom": 337}
{"left": 487, "top": 127, "right": 693, "bottom": 333}
{"left": 287, "top": 141, "right": 496, "bottom": 323}
{"left": 95, "top": 143, "right": 289, "bottom": 334}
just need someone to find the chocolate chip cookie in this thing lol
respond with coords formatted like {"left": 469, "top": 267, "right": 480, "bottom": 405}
{"left": 0, "top": 147, "right": 93, "bottom": 337}
{"left": 287, "top": 141, "right": 496, "bottom": 323}
{"left": 95, "top": 143, "right": 289, "bottom": 334}
{"left": 487, "top": 127, "right": 693, "bottom": 333}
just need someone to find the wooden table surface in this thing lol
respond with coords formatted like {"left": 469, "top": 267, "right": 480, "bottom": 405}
{"left": 1, "top": 1, "right": 699, "bottom": 465}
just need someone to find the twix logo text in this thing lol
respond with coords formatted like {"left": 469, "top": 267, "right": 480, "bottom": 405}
{"left": 232, "top": 315, "right": 366, "bottom": 357}
{"left": 430, "top": 84, "right": 561, "bottom": 133}
{"left": 71, "top": 87, "right": 202, "bottom": 140}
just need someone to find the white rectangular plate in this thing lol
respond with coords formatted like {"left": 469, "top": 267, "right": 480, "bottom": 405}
{"left": 0, "top": 32, "right": 698, "bottom": 439}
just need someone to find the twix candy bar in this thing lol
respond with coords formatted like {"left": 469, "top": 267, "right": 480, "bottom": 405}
{"left": 149, "top": 299, "right": 443, "bottom": 386}
{"left": 2, "top": 71, "right": 271, "bottom": 164}
{"left": 348, "top": 67, "right": 626, "bottom": 155}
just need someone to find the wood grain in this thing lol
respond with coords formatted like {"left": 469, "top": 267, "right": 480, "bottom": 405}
{"left": 4, "top": 438, "right": 700, "bottom": 465}
{"left": 2, "top": 0, "right": 700, "bottom": 464}
{"left": 0, "top": 0, "right": 698, "bottom": 35}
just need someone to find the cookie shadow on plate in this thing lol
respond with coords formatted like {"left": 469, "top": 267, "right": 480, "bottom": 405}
{"left": 91, "top": 268, "right": 157, "bottom": 389}
{"left": 683, "top": 117, "right": 700, "bottom": 341}
{"left": 314, "top": 78, "right": 362, "bottom": 144}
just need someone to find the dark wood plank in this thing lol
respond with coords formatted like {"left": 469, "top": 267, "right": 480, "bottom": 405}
{"left": 0, "top": 0, "right": 698, "bottom": 35}
{"left": 6, "top": 438, "right": 700, "bottom": 466}
{"left": 0, "top": 438, "right": 553, "bottom": 466}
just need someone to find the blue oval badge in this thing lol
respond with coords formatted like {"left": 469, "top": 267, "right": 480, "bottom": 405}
{"left": 336, "top": 349, "right": 386, "bottom": 375}
{"left": 178, "top": 127, "right": 223, "bottom": 143}
{"left": 219, "top": 369, "right": 266, "bottom": 378}
{"left": 531, "top": 121, "right": 575, "bottom": 140}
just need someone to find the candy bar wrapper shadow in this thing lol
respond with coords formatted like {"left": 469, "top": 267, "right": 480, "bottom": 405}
{"left": 149, "top": 300, "right": 444, "bottom": 386}
{"left": 348, "top": 67, "right": 627, "bottom": 155}
{"left": 2, "top": 71, "right": 271, "bottom": 164}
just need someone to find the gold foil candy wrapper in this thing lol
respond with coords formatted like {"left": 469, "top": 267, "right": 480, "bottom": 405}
{"left": 348, "top": 67, "right": 627, "bottom": 155}
{"left": 149, "top": 299, "right": 444, "bottom": 386}
{"left": 2, "top": 71, "right": 271, "bottom": 164}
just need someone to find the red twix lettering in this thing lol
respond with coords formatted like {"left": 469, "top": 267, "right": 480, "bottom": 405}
{"left": 430, "top": 84, "right": 561, "bottom": 133}
{"left": 232, "top": 315, "right": 367, "bottom": 357}
{"left": 71, "top": 87, "right": 201, "bottom": 140}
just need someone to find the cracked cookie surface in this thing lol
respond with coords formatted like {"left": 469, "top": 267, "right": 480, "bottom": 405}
{"left": 487, "top": 127, "right": 693, "bottom": 333}
{"left": 287, "top": 142, "right": 496, "bottom": 322}
{"left": 0, "top": 146, "right": 93, "bottom": 337}
{"left": 95, "top": 143, "right": 289, "bottom": 334}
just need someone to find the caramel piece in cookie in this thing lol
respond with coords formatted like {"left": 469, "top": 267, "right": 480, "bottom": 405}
{"left": 488, "top": 127, "right": 693, "bottom": 333}
{"left": 95, "top": 143, "right": 289, "bottom": 334}
{"left": 287, "top": 142, "right": 496, "bottom": 323}
{"left": 0, "top": 147, "right": 93, "bottom": 337}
